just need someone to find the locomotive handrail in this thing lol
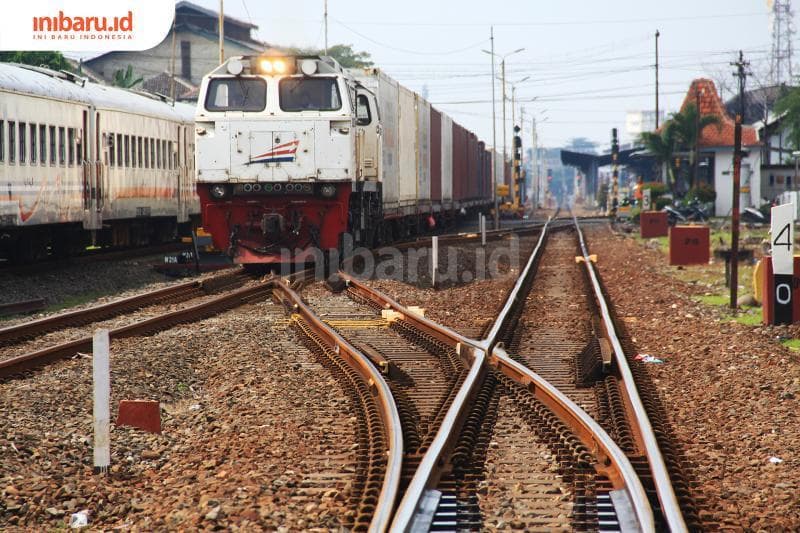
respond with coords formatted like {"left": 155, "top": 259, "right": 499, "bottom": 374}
{"left": 574, "top": 216, "right": 688, "bottom": 533}
{"left": 271, "top": 279, "right": 403, "bottom": 533}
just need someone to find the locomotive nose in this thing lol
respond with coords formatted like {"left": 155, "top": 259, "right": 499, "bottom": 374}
{"left": 261, "top": 213, "right": 286, "bottom": 237}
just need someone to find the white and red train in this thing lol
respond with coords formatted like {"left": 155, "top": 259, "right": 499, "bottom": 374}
{"left": 0, "top": 63, "right": 197, "bottom": 262}
{"left": 195, "top": 55, "right": 497, "bottom": 264}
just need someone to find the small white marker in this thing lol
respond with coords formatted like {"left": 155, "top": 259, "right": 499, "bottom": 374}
{"left": 431, "top": 236, "right": 439, "bottom": 288}
{"left": 93, "top": 329, "right": 110, "bottom": 474}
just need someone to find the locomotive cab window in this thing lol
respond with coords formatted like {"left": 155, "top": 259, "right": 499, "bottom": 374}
{"left": 205, "top": 78, "right": 266, "bottom": 112}
{"left": 279, "top": 78, "right": 342, "bottom": 112}
{"left": 356, "top": 94, "right": 371, "bottom": 125}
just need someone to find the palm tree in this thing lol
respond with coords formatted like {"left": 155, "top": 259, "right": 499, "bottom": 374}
{"left": 669, "top": 103, "right": 721, "bottom": 190}
{"left": 112, "top": 65, "right": 142, "bottom": 89}
{"left": 638, "top": 123, "right": 678, "bottom": 194}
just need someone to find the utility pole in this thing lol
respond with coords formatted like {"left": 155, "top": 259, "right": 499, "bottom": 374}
{"left": 490, "top": 27, "right": 498, "bottom": 229}
{"left": 170, "top": 17, "right": 176, "bottom": 100}
{"left": 532, "top": 116, "right": 538, "bottom": 211}
{"left": 655, "top": 30, "right": 660, "bottom": 129}
{"left": 693, "top": 88, "right": 701, "bottom": 190}
{"left": 731, "top": 50, "right": 749, "bottom": 310}
{"left": 501, "top": 59, "right": 507, "bottom": 196}
{"left": 218, "top": 0, "right": 224, "bottom": 65}
{"left": 324, "top": 0, "right": 329, "bottom": 55}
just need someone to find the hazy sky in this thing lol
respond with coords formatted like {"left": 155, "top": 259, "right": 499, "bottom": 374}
{"left": 188, "top": 0, "right": 784, "bottom": 151}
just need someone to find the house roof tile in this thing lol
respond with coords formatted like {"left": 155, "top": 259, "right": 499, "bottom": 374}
{"left": 680, "top": 78, "right": 759, "bottom": 147}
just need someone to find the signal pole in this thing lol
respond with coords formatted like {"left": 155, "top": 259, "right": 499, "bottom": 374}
{"left": 731, "top": 51, "right": 749, "bottom": 309}
{"left": 608, "top": 128, "right": 619, "bottom": 216}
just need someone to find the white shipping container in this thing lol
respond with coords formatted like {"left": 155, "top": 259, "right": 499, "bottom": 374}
{"left": 349, "top": 68, "right": 400, "bottom": 210}
{"left": 417, "top": 97, "right": 431, "bottom": 203}
{"left": 398, "top": 86, "right": 418, "bottom": 206}
{"left": 441, "top": 114, "right": 453, "bottom": 203}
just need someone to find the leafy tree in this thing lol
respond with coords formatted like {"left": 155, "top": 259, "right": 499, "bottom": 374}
{"left": 288, "top": 44, "right": 374, "bottom": 68}
{"left": 775, "top": 87, "right": 800, "bottom": 149}
{"left": 112, "top": 65, "right": 143, "bottom": 89}
{"left": 0, "top": 51, "right": 71, "bottom": 71}
{"left": 669, "top": 103, "right": 721, "bottom": 190}
{"left": 638, "top": 124, "right": 678, "bottom": 194}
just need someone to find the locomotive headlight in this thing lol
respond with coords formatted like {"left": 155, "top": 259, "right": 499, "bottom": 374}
{"left": 210, "top": 184, "right": 229, "bottom": 199}
{"left": 258, "top": 59, "right": 273, "bottom": 74}
{"left": 300, "top": 59, "right": 318, "bottom": 76}
{"left": 320, "top": 184, "right": 337, "bottom": 198}
{"left": 273, "top": 59, "right": 288, "bottom": 74}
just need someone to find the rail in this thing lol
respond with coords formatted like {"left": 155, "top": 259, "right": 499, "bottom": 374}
{"left": 271, "top": 279, "right": 403, "bottom": 533}
{"left": 339, "top": 269, "right": 654, "bottom": 532}
{"left": 574, "top": 216, "right": 688, "bottom": 532}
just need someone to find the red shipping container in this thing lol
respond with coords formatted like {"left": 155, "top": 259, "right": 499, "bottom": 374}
{"left": 761, "top": 256, "right": 800, "bottom": 324}
{"left": 452, "top": 123, "right": 467, "bottom": 202}
{"left": 430, "top": 108, "right": 442, "bottom": 202}
{"left": 669, "top": 226, "right": 710, "bottom": 265}
{"left": 640, "top": 212, "right": 669, "bottom": 238}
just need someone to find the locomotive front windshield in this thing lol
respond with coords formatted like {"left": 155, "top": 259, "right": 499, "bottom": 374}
{"left": 279, "top": 78, "right": 342, "bottom": 112}
{"left": 205, "top": 78, "right": 267, "bottom": 112}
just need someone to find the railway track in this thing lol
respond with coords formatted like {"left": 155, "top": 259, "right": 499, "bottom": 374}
{"left": 2, "top": 214, "right": 691, "bottom": 530}
{"left": 0, "top": 270, "right": 254, "bottom": 378}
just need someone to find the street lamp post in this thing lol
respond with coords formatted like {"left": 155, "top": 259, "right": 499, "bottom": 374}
{"left": 482, "top": 46, "right": 524, "bottom": 227}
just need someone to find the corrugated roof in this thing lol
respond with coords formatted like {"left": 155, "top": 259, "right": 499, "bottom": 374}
{"left": 176, "top": 0, "right": 257, "bottom": 30}
{"left": 680, "top": 78, "right": 759, "bottom": 147}
{"left": 0, "top": 63, "right": 195, "bottom": 123}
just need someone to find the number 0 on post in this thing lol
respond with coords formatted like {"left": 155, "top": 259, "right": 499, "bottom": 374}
{"left": 771, "top": 204, "right": 795, "bottom": 324}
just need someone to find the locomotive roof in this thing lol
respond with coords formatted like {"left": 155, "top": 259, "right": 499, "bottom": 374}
{"left": 0, "top": 63, "right": 195, "bottom": 123}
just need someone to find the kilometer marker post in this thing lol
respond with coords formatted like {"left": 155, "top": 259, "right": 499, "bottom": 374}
{"left": 431, "top": 236, "right": 438, "bottom": 289}
{"left": 770, "top": 204, "right": 795, "bottom": 325}
{"left": 93, "top": 329, "right": 111, "bottom": 474}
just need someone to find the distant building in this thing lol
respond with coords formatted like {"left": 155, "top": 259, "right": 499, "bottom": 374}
{"left": 83, "top": 1, "right": 266, "bottom": 101}
{"left": 680, "top": 79, "right": 760, "bottom": 216}
{"left": 625, "top": 110, "right": 665, "bottom": 138}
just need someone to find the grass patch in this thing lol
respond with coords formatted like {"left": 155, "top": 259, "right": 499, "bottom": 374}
{"left": 693, "top": 293, "right": 763, "bottom": 326}
{"left": 782, "top": 339, "right": 800, "bottom": 351}
{"left": 695, "top": 294, "right": 729, "bottom": 306}
{"left": 43, "top": 291, "right": 106, "bottom": 314}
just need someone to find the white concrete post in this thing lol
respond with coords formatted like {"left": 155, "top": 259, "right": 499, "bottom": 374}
{"left": 93, "top": 329, "right": 110, "bottom": 474}
{"left": 431, "top": 236, "right": 438, "bottom": 288}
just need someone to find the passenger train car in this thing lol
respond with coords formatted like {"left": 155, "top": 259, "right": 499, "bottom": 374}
{"left": 0, "top": 63, "right": 198, "bottom": 261}
{"left": 195, "top": 55, "right": 495, "bottom": 264}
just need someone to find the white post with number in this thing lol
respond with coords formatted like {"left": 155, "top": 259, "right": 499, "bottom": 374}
{"left": 642, "top": 189, "right": 652, "bottom": 211}
{"left": 431, "top": 236, "right": 438, "bottom": 288}
{"left": 93, "top": 329, "right": 111, "bottom": 474}
{"left": 771, "top": 204, "right": 795, "bottom": 324}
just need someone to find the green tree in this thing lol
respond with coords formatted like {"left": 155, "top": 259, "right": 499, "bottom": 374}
{"left": 288, "top": 44, "right": 374, "bottom": 68}
{"left": 112, "top": 65, "right": 143, "bottom": 89}
{"left": 0, "top": 51, "right": 71, "bottom": 71}
{"left": 775, "top": 87, "right": 800, "bottom": 149}
{"left": 638, "top": 123, "right": 679, "bottom": 194}
{"left": 668, "top": 103, "right": 721, "bottom": 190}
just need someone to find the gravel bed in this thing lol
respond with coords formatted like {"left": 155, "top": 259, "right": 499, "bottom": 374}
{"left": 357, "top": 234, "right": 541, "bottom": 337}
{"left": 0, "top": 279, "right": 261, "bottom": 363}
{"left": 0, "top": 299, "right": 359, "bottom": 530}
{"left": 0, "top": 255, "right": 235, "bottom": 327}
{"left": 585, "top": 224, "right": 800, "bottom": 530}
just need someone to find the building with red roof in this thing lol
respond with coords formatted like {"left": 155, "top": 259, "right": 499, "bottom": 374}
{"left": 678, "top": 79, "right": 762, "bottom": 216}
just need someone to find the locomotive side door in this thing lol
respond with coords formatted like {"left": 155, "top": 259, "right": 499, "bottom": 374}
{"left": 355, "top": 91, "right": 380, "bottom": 180}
